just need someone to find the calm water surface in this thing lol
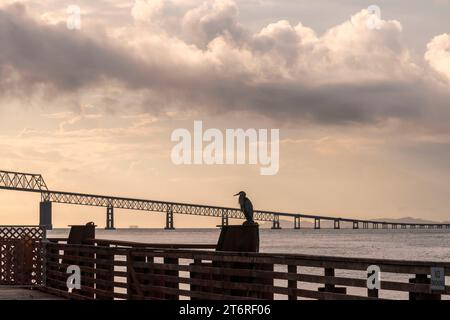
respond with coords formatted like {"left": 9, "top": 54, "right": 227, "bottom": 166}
{"left": 48, "top": 228, "right": 450, "bottom": 261}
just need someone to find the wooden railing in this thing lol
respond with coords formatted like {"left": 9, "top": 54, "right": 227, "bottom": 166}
{"left": 0, "top": 225, "right": 46, "bottom": 286}
{"left": 39, "top": 238, "right": 450, "bottom": 300}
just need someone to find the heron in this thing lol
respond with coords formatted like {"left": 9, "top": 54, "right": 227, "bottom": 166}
{"left": 234, "top": 191, "right": 254, "bottom": 224}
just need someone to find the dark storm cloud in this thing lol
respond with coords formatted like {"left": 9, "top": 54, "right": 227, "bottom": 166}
{"left": 1, "top": 3, "right": 449, "bottom": 130}
{"left": 0, "top": 4, "right": 153, "bottom": 91}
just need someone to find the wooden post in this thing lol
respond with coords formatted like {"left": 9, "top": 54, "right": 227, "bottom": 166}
{"left": 288, "top": 265, "right": 297, "bottom": 300}
{"left": 319, "top": 267, "right": 347, "bottom": 297}
{"left": 163, "top": 257, "right": 179, "bottom": 299}
{"left": 95, "top": 242, "right": 114, "bottom": 300}
{"left": 409, "top": 274, "right": 441, "bottom": 300}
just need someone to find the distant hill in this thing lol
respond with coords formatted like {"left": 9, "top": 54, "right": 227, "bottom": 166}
{"left": 373, "top": 217, "right": 449, "bottom": 224}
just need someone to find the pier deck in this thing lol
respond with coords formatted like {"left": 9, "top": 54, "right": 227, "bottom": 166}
{"left": 0, "top": 287, "right": 63, "bottom": 300}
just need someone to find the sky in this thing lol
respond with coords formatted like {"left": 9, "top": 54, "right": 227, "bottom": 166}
{"left": 0, "top": 0, "right": 450, "bottom": 227}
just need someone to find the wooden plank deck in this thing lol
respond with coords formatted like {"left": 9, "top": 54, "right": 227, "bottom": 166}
{"left": 0, "top": 287, "right": 64, "bottom": 300}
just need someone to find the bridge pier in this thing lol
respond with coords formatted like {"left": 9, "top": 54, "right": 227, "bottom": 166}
{"left": 373, "top": 223, "right": 378, "bottom": 229}
{"left": 401, "top": 224, "right": 406, "bottom": 229}
{"left": 353, "top": 221, "right": 359, "bottom": 229}
{"left": 334, "top": 220, "right": 340, "bottom": 229}
{"left": 105, "top": 206, "right": 115, "bottom": 230}
{"left": 221, "top": 210, "right": 229, "bottom": 227}
{"left": 314, "top": 218, "right": 321, "bottom": 230}
{"left": 39, "top": 201, "right": 53, "bottom": 230}
{"left": 271, "top": 215, "right": 281, "bottom": 229}
{"left": 294, "top": 216, "right": 300, "bottom": 229}
{"left": 165, "top": 209, "right": 175, "bottom": 230}
{"left": 362, "top": 222, "right": 368, "bottom": 229}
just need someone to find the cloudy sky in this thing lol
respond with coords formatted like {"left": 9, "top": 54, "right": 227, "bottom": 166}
{"left": 0, "top": 0, "right": 450, "bottom": 227}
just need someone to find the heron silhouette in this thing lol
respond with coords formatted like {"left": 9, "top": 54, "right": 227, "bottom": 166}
{"left": 234, "top": 191, "right": 254, "bottom": 224}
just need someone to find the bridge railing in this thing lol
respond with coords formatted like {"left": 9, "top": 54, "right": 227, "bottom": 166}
{"left": 38, "top": 238, "right": 450, "bottom": 300}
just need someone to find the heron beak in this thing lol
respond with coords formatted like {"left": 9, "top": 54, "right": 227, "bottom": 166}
{"left": 233, "top": 193, "right": 240, "bottom": 196}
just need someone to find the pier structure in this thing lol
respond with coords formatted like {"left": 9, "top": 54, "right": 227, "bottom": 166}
{"left": 1, "top": 169, "right": 450, "bottom": 231}
{"left": 1, "top": 225, "right": 449, "bottom": 300}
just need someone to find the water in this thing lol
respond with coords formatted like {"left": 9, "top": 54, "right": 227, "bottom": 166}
{"left": 48, "top": 228, "right": 450, "bottom": 261}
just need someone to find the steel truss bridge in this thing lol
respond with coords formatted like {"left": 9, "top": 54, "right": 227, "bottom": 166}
{"left": 1, "top": 169, "right": 449, "bottom": 230}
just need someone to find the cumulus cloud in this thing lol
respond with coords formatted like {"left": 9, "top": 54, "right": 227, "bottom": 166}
{"left": 181, "top": 0, "right": 246, "bottom": 47}
{"left": 0, "top": 1, "right": 449, "bottom": 131}
{"left": 0, "top": 3, "right": 151, "bottom": 93}
{"left": 132, "top": 0, "right": 166, "bottom": 23}
{"left": 425, "top": 33, "right": 450, "bottom": 83}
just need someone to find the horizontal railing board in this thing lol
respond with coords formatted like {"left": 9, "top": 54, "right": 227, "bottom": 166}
{"left": 46, "top": 253, "right": 128, "bottom": 267}
{"left": 88, "top": 239, "right": 216, "bottom": 250}
{"left": 46, "top": 269, "right": 127, "bottom": 289}
{"left": 46, "top": 242, "right": 128, "bottom": 255}
{"left": 134, "top": 261, "right": 449, "bottom": 295}
{"left": 129, "top": 250, "right": 450, "bottom": 276}
{"left": 46, "top": 261, "right": 127, "bottom": 279}
{"left": 51, "top": 238, "right": 450, "bottom": 270}
{"left": 44, "top": 277, "right": 125, "bottom": 300}
{"left": 136, "top": 283, "right": 259, "bottom": 300}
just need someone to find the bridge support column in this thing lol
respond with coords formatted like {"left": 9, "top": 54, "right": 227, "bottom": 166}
{"left": 105, "top": 206, "right": 115, "bottom": 230}
{"left": 401, "top": 224, "right": 406, "bottom": 229}
{"left": 271, "top": 215, "right": 281, "bottom": 229}
{"left": 373, "top": 223, "right": 378, "bottom": 229}
{"left": 221, "top": 210, "right": 229, "bottom": 227}
{"left": 314, "top": 218, "right": 320, "bottom": 230}
{"left": 334, "top": 220, "right": 340, "bottom": 229}
{"left": 294, "top": 216, "right": 300, "bottom": 229}
{"left": 39, "top": 201, "right": 53, "bottom": 230}
{"left": 363, "top": 222, "right": 368, "bottom": 229}
{"left": 353, "top": 221, "right": 359, "bottom": 229}
{"left": 165, "top": 209, "right": 175, "bottom": 230}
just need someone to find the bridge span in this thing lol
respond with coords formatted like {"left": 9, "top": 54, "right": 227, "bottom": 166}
{"left": 1, "top": 169, "right": 449, "bottom": 230}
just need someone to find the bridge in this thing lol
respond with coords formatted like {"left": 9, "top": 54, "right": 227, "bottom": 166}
{"left": 1, "top": 169, "right": 449, "bottom": 230}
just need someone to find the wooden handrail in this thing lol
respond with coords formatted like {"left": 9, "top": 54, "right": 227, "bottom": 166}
{"left": 47, "top": 237, "right": 216, "bottom": 249}
{"left": 40, "top": 239, "right": 450, "bottom": 300}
